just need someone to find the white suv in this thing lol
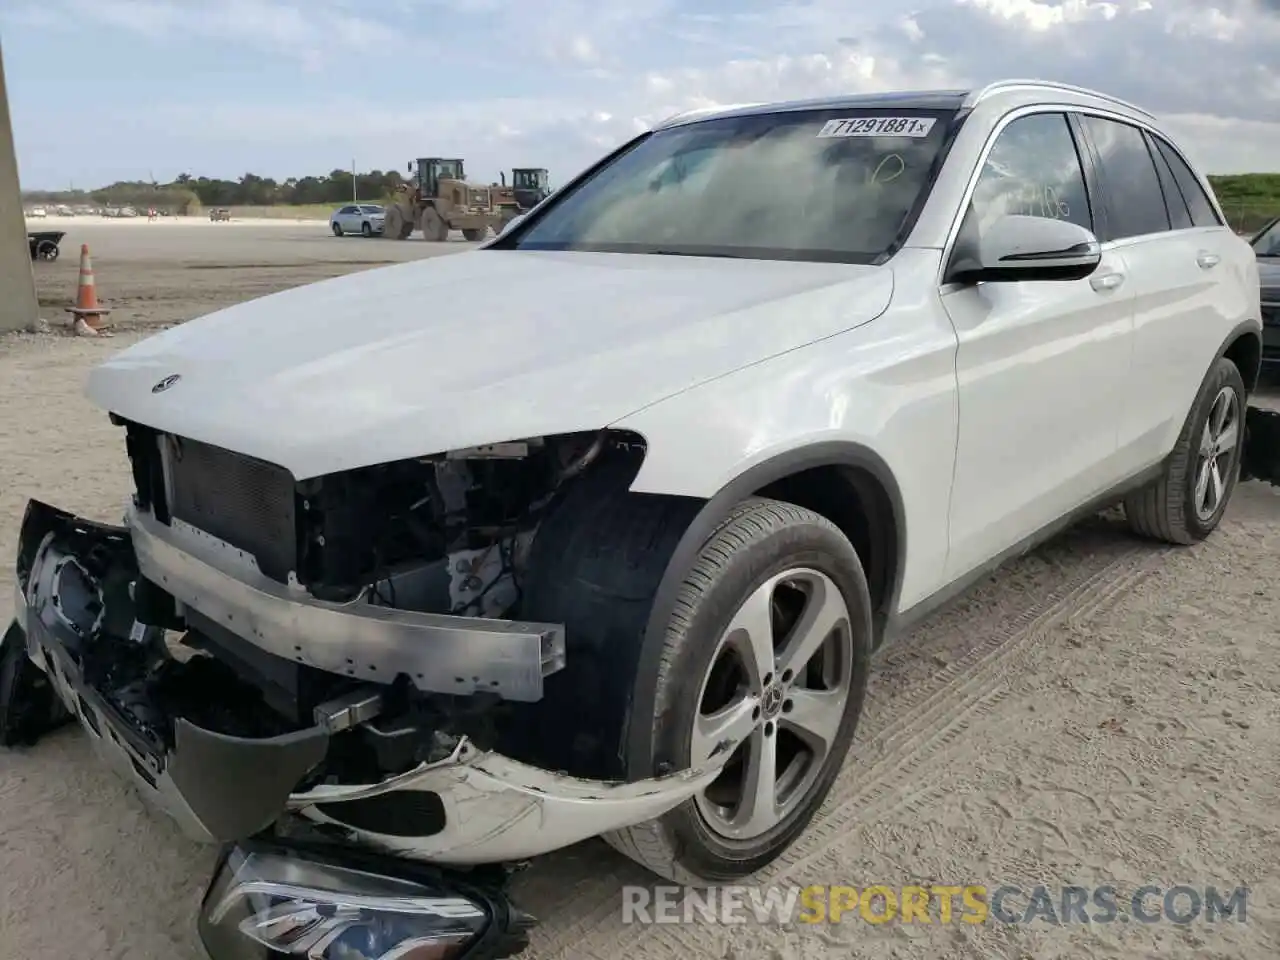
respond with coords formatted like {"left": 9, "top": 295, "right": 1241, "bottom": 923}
{"left": 3, "top": 80, "right": 1263, "bottom": 955}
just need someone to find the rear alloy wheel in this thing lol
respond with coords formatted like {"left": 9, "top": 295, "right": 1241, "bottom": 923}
{"left": 1124, "top": 357, "right": 1246, "bottom": 543}
{"left": 606, "top": 498, "right": 872, "bottom": 884}
{"left": 331, "top": 222, "right": 343, "bottom": 237}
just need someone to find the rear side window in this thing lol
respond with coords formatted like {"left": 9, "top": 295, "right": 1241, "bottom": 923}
{"left": 1079, "top": 116, "right": 1169, "bottom": 241}
{"left": 1151, "top": 137, "right": 1221, "bottom": 228}
{"left": 1148, "top": 138, "right": 1193, "bottom": 230}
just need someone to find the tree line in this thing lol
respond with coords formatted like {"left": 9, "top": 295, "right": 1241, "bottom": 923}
{"left": 22, "top": 168, "right": 1280, "bottom": 228}
{"left": 22, "top": 168, "right": 410, "bottom": 212}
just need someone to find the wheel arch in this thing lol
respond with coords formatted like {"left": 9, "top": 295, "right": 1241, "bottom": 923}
{"left": 624, "top": 441, "right": 906, "bottom": 780}
{"left": 1219, "top": 321, "right": 1262, "bottom": 394}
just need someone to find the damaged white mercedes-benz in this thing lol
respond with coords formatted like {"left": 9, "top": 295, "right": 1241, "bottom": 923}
{"left": 2, "top": 80, "right": 1266, "bottom": 960}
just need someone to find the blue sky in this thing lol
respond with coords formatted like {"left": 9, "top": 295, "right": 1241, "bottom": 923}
{"left": 4, "top": 0, "right": 1279, "bottom": 192}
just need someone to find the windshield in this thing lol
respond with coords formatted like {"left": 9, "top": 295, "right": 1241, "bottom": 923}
{"left": 1253, "top": 219, "right": 1280, "bottom": 257}
{"left": 507, "top": 107, "right": 956, "bottom": 262}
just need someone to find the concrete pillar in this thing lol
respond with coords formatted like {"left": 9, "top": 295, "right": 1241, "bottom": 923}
{"left": 0, "top": 37, "right": 39, "bottom": 334}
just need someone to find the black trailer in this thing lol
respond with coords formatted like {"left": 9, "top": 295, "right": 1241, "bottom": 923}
{"left": 27, "top": 230, "right": 65, "bottom": 261}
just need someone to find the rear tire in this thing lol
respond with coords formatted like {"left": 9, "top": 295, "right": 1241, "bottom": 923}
{"left": 604, "top": 498, "right": 872, "bottom": 884}
{"left": 1124, "top": 356, "right": 1246, "bottom": 544}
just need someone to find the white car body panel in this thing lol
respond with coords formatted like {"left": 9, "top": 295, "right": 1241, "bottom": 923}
{"left": 1117, "top": 227, "right": 1260, "bottom": 471}
{"left": 938, "top": 246, "right": 1135, "bottom": 581}
{"left": 84, "top": 250, "right": 894, "bottom": 480}
{"left": 618, "top": 248, "right": 959, "bottom": 611}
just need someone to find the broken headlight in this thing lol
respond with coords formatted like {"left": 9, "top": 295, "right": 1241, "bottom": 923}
{"left": 198, "top": 840, "right": 515, "bottom": 959}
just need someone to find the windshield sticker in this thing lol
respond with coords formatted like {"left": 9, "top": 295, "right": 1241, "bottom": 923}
{"left": 818, "top": 117, "right": 936, "bottom": 139}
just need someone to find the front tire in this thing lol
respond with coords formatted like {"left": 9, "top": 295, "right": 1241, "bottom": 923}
{"left": 331, "top": 222, "right": 343, "bottom": 237}
{"left": 361, "top": 221, "right": 373, "bottom": 238}
{"left": 420, "top": 206, "right": 449, "bottom": 241}
{"left": 605, "top": 498, "right": 872, "bottom": 884}
{"left": 1124, "top": 356, "right": 1246, "bottom": 544}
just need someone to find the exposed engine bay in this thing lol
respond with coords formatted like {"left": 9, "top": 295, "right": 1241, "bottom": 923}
{"left": 10, "top": 424, "right": 665, "bottom": 808}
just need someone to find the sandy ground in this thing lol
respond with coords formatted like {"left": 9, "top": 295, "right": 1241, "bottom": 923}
{"left": 2, "top": 222, "right": 1279, "bottom": 959}
{"left": 28, "top": 215, "right": 479, "bottom": 330}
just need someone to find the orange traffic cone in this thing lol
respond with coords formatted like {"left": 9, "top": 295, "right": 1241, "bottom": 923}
{"left": 66, "top": 244, "right": 112, "bottom": 336}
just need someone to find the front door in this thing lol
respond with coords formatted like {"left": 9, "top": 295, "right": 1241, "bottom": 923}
{"left": 941, "top": 110, "right": 1136, "bottom": 580}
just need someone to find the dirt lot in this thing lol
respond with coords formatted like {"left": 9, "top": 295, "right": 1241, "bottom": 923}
{"left": 29, "top": 215, "right": 477, "bottom": 329}
{"left": 2, "top": 221, "right": 1279, "bottom": 959}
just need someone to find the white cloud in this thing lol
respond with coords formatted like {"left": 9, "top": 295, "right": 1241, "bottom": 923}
{"left": 39, "top": 0, "right": 404, "bottom": 67}
{"left": 7, "top": 0, "right": 1280, "bottom": 185}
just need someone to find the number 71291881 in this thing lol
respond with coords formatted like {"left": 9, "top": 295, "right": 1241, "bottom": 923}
{"left": 817, "top": 116, "right": 937, "bottom": 138}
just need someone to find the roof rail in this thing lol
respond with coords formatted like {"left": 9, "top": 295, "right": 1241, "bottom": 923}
{"left": 963, "top": 79, "right": 1154, "bottom": 119}
{"left": 654, "top": 103, "right": 767, "bottom": 128}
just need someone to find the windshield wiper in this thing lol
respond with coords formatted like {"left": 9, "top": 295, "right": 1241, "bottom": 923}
{"left": 642, "top": 249, "right": 742, "bottom": 258}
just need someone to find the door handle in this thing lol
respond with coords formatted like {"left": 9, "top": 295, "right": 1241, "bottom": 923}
{"left": 1090, "top": 271, "right": 1125, "bottom": 292}
{"left": 1196, "top": 251, "right": 1220, "bottom": 269}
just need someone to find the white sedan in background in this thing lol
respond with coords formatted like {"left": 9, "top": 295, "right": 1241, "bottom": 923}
{"left": 330, "top": 204, "right": 386, "bottom": 237}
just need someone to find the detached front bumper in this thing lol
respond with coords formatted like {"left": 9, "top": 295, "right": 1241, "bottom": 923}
{"left": 7, "top": 498, "right": 731, "bottom": 863}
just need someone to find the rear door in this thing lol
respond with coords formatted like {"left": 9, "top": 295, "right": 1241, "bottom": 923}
{"left": 941, "top": 110, "right": 1136, "bottom": 581}
{"left": 1073, "top": 115, "right": 1251, "bottom": 471}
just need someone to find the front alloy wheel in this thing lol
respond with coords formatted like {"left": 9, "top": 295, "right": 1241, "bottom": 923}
{"left": 693, "top": 569, "right": 854, "bottom": 841}
{"left": 605, "top": 498, "right": 872, "bottom": 884}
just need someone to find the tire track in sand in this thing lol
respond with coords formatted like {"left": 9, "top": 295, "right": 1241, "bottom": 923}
{"left": 522, "top": 530, "right": 1170, "bottom": 958}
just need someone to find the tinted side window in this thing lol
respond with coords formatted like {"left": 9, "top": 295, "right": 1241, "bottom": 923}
{"left": 1148, "top": 138, "right": 1193, "bottom": 230}
{"left": 1079, "top": 116, "right": 1169, "bottom": 240}
{"left": 967, "top": 112, "right": 1093, "bottom": 233}
{"left": 1152, "top": 138, "right": 1221, "bottom": 228}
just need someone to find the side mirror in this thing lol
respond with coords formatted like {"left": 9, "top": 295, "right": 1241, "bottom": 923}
{"left": 949, "top": 214, "right": 1101, "bottom": 285}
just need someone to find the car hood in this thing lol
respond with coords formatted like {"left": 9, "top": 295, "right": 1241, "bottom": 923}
{"left": 87, "top": 249, "right": 893, "bottom": 479}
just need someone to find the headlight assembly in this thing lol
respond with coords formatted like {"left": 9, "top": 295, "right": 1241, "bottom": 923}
{"left": 198, "top": 840, "right": 530, "bottom": 959}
